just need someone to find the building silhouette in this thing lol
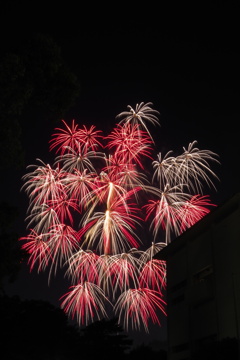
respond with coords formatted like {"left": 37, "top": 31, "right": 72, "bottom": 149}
{"left": 156, "top": 192, "right": 240, "bottom": 359}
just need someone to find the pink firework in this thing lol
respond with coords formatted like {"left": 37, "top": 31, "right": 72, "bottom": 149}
{"left": 114, "top": 287, "right": 167, "bottom": 332}
{"left": 66, "top": 249, "right": 100, "bottom": 284}
{"left": 106, "top": 122, "right": 154, "bottom": 169}
{"left": 61, "top": 169, "right": 97, "bottom": 213}
{"left": 60, "top": 282, "right": 111, "bottom": 326}
{"left": 107, "top": 250, "right": 143, "bottom": 296}
{"left": 49, "top": 120, "right": 103, "bottom": 155}
{"left": 46, "top": 224, "right": 80, "bottom": 276}
{"left": 53, "top": 145, "right": 104, "bottom": 173}
{"left": 20, "top": 229, "right": 51, "bottom": 272}
{"left": 143, "top": 184, "right": 192, "bottom": 243}
{"left": 177, "top": 194, "right": 216, "bottom": 233}
{"left": 103, "top": 156, "right": 148, "bottom": 190}
{"left": 21, "top": 160, "right": 66, "bottom": 209}
{"left": 25, "top": 203, "right": 61, "bottom": 233}
{"left": 20, "top": 102, "right": 220, "bottom": 332}
{"left": 78, "top": 189, "right": 143, "bottom": 255}
{"left": 139, "top": 259, "right": 167, "bottom": 294}
{"left": 47, "top": 196, "right": 80, "bottom": 225}
{"left": 75, "top": 124, "right": 104, "bottom": 152}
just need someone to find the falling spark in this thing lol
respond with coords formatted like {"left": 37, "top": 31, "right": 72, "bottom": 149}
{"left": 114, "top": 288, "right": 167, "bottom": 332}
{"left": 19, "top": 229, "right": 51, "bottom": 272}
{"left": 116, "top": 102, "right": 160, "bottom": 142}
{"left": 60, "top": 282, "right": 112, "bottom": 326}
{"left": 49, "top": 120, "right": 103, "bottom": 155}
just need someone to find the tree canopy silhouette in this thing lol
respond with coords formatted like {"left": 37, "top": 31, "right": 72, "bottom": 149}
{"left": 0, "top": 32, "right": 81, "bottom": 294}
{"left": 80, "top": 317, "right": 132, "bottom": 359}
{"left": 0, "top": 295, "right": 139, "bottom": 360}
{"left": 0, "top": 32, "right": 80, "bottom": 172}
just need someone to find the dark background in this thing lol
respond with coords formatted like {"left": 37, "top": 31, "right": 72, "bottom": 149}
{"left": 1, "top": 0, "right": 239, "bottom": 348}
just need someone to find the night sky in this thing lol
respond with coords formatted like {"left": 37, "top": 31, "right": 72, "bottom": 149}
{"left": 1, "top": 0, "right": 239, "bottom": 347}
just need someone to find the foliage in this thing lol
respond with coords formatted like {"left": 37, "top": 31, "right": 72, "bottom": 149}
{"left": 0, "top": 202, "right": 24, "bottom": 293}
{"left": 0, "top": 32, "right": 80, "bottom": 294}
{"left": 0, "top": 295, "right": 137, "bottom": 360}
{"left": 80, "top": 318, "right": 132, "bottom": 359}
{"left": 0, "top": 32, "right": 80, "bottom": 171}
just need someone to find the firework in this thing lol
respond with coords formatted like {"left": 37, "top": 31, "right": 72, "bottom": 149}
{"left": 105, "top": 122, "right": 154, "bottom": 169}
{"left": 20, "top": 102, "right": 219, "bottom": 332}
{"left": 60, "top": 282, "right": 111, "bottom": 326}
{"left": 78, "top": 189, "right": 143, "bottom": 255}
{"left": 116, "top": 102, "right": 160, "bottom": 142}
{"left": 152, "top": 141, "right": 220, "bottom": 192}
{"left": 114, "top": 287, "right": 167, "bottom": 332}
{"left": 20, "top": 229, "right": 51, "bottom": 272}
{"left": 49, "top": 120, "right": 103, "bottom": 155}
{"left": 21, "top": 160, "right": 66, "bottom": 210}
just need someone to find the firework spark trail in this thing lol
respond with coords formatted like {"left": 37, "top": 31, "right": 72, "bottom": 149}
{"left": 152, "top": 142, "right": 220, "bottom": 192}
{"left": 25, "top": 203, "right": 61, "bottom": 234}
{"left": 152, "top": 150, "right": 182, "bottom": 189}
{"left": 143, "top": 184, "right": 193, "bottom": 243}
{"left": 20, "top": 229, "right": 52, "bottom": 272}
{"left": 177, "top": 194, "right": 216, "bottom": 232}
{"left": 177, "top": 141, "right": 220, "bottom": 193}
{"left": 47, "top": 196, "right": 80, "bottom": 225}
{"left": 139, "top": 259, "right": 167, "bottom": 294}
{"left": 116, "top": 102, "right": 160, "bottom": 142}
{"left": 66, "top": 249, "right": 100, "bottom": 284}
{"left": 75, "top": 124, "right": 104, "bottom": 152}
{"left": 20, "top": 102, "right": 220, "bottom": 332}
{"left": 78, "top": 191, "right": 143, "bottom": 255}
{"left": 140, "top": 242, "right": 167, "bottom": 263}
{"left": 92, "top": 173, "right": 129, "bottom": 210}
{"left": 54, "top": 146, "right": 104, "bottom": 173}
{"left": 49, "top": 120, "right": 104, "bottom": 155}
{"left": 60, "top": 282, "right": 112, "bottom": 326}
{"left": 102, "top": 155, "right": 148, "bottom": 189}
{"left": 49, "top": 119, "right": 82, "bottom": 154}
{"left": 106, "top": 250, "right": 144, "bottom": 297}
{"left": 21, "top": 160, "right": 67, "bottom": 211}
{"left": 114, "top": 288, "right": 167, "bottom": 332}
{"left": 61, "top": 169, "right": 97, "bottom": 213}
{"left": 46, "top": 224, "right": 80, "bottom": 278}
{"left": 105, "top": 123, "right": 154, "bottom": 169}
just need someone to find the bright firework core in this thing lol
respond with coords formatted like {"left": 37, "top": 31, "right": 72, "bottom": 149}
{"left": 20, "top": 102, "right": 220, "bottom": 332}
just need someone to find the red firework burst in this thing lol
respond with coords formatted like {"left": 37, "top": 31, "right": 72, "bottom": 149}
{"left": 20, "top": 102, "right": 220, "bottom": 332}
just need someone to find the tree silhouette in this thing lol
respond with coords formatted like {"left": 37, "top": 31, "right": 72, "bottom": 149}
{"left": 0, "top": 295, "right": 81, "bottom": 359}
{"left": 0, "top": 32, "right": 80, "bottom": 172}
{"left": 0, "top": 295, "right": 138, "bottom": 360}
{"left": 80, "top": 317, "right": 132, "bottom": 359}
{"left": 0, "top": 32, "right": 81, "bottom": 295}
{"left": 0, "top": 202, "right": 24, "bottom": 294}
